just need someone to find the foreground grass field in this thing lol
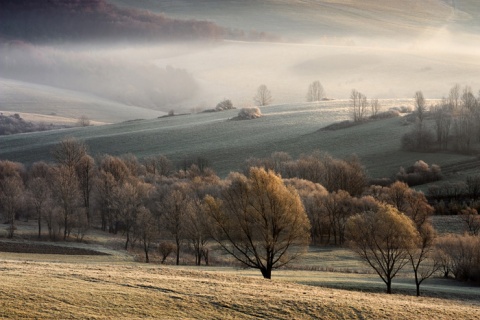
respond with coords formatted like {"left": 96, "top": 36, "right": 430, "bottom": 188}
{"left": 1, "top": 217, "right": 479, "bottom": 319}
{"left": 1, "top": 259, "right": 479, "bottom": 319}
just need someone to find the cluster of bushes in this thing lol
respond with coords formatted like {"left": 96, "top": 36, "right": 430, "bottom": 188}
{"left": 0, "top": 113, "right": 61, "bottom": 135}
{"left": 396, "top": 160, "right": 442, "bottom": 186}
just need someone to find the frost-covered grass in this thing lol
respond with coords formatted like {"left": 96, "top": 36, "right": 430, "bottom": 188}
{"left": 1, "top": 258, "right": 479, "bottom": 319}
{"left": 0, "top": 99, "right": 476, "bottom": 179}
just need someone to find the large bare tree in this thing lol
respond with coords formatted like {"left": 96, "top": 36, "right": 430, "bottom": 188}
{"left": 205, "top": 168, "right": 311, "bottom": 279}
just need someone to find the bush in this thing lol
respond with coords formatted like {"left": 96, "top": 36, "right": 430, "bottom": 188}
{"left": 435, "top": 234, "right": 480, "bottom": 282}
{"left": 235, "top": 107, "right": 262, "bottom": 120}
{"left": 396, "top": 160, "right": 441, "bottom": 186}
{"left": 401, "top": 128, "right": 435, "bottom": 152}
{"left": 369, "top": 110, "right": 400, "bottom": 120}
{"left": 215, "top": 99, "right": 235, "bottom": 111}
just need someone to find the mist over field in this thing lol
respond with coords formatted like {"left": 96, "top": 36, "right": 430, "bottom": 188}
{"left": 1, "top": 0, "right": 479, "bottom": 120}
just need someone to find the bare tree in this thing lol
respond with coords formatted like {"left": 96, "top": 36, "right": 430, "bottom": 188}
{"left": 27, "top": 177, "right": 52, "bottom": 238}
{"left": 205, "top": 168, "right": 311, "bottom": 279}
{"left": 448, "top": 84, "right": 461, "bottom": 110}
{"left": 52, "top": 138, "right": 87, "bottom": 169}
{"left": 414, "top": 91, "right": 427, "bottom": 126}
{"left": 407, "top": 223, "right": 441, "bottom": 296}
{"left": 370, "top": 98, "right": 381, "bottom": 117}
{"left": 253, "top": 84, "right": 273, "bottom": 106}
{"left": 144, "top": 155, "right": 173, "bottom": 177}
{"left": 134, "top": 207, "right": 157, "bottom": 263}
{"left": 158, "top": 186, "right": 192, "bottom": 265}
{"left": 51, "top": 166, "right": 81, "bottom": 240}
{"left": 346, "top": 204, "right": 419, "bottom": 294}
{"left": 306, "top": 80, "right": 325, "bottom": 102}
{"left": 350, "top": 89, "right": 367, "bottom": 122}
{"left": 77, "top": 115, "right": 90, "bottom": 127}
{"left": 0, "top": 176, "right": 24, "bottom": 238}
{"left": 76, "top": 155, "right": 95, "bottom": 223}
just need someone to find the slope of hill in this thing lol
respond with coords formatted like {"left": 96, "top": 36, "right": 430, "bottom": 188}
{"left": 0, "top": 0, "right": 226, "bottom": 43}
{"left": 1, "top": 259, "right": 479, "bottom": 319}
{"left": 0, "top": 78, "right": 165, "bottom": 123}
{"left": 111, "top": 0, "right": 471, "bottom": 40}
{"left": 0, "top": 100, "right": 475, "bottom": 179}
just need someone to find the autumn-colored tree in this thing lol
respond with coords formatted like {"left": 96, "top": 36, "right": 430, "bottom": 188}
{"left": 407, "top": 223, "right": 440, "bottom": 296}
{"left": 345, "top": 204, "right": 419, "bottom": 294}
{"left": 368, "top": 181, "right": 433, "bottom": 229}
{"left": 205, "top": 168, "right": 310, "bottom": 279}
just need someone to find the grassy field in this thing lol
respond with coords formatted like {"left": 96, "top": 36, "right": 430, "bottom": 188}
{"left": 1, "top": 216, "right": 479, "bottom": 319}
{"left": 1, "top": 258, "right": 479, "bottom": 319}
{"left": 0, "top": 99, "right": 476, "bottom": 180}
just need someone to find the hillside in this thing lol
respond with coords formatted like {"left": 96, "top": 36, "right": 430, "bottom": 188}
{"left": 110, "top": 0, "right": 480, "bottom": 39}
{"left": 0, "top": 78, "right": 165, "bottom": 123}
{"left": 0, "top": 259, "right": 478, "bottom": 319}
{"left": 0, "top": 100, "right": 475, "bottom": 179}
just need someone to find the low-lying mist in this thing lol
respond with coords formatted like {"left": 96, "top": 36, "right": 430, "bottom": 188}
{"left": 2, "top": 0, "right": 479, "bottom": 116}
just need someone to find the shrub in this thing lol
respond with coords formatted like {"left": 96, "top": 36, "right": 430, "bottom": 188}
{"left": 215, "top": 99, "right": 235, "bottom": 111}
{"left": 236, "top": 107, "right": 262, "bottom": 120}
{"left": 401, "top": 128, "right": 435, "bottom": 152}
{"left": 369, "top": 110, "right": 400, "bottom": 120}
{"left": 396, "top": 160, "right": 441, "bottom": 186}
{"left": 435, "top": 234, "right": 480, "bottom": 282}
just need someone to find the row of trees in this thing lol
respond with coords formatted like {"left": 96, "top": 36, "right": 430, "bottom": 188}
{"left": 1, "top": 142, "right": 478, "bottom": 291}
{"left": 252, "top": 80, "right": 326, "bottom": 107}
{"left": 402, "top": 85, "right": 480, "bottom": 152}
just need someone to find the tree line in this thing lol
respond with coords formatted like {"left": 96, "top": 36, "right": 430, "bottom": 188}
{"left": 0, "top": 140, "right": 478, "bottom": 293}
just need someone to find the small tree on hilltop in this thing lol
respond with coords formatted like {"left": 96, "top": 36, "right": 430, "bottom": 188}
{"left": 306, "top": 80, "right": 325, "bottom": 102}
{"left": 205, "top": 168, "right": 311, "bottom": 279}
{"left": 254, "top": 84, "right": 273, "bottom": 106}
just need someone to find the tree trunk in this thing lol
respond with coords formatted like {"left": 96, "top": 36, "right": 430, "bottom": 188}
{"left": 175, "top": 238, "right": 180, "bottom": 265}
{"left": 260, "top": 267, "right": 272, "bottom": 279}
{"left": 38, "top": 215, "right": 42, "bottom": 239}
{"left": 386, "top": 279, "right": 392, "bottom": 294}
{"left": 144, "top": 241, "right": 149, "bottom": 263}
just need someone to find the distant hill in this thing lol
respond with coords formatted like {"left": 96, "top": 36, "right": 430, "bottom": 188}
{"left": 110, "top": 0, "right": 478, "bottom": 40}
{"left": 0, "top": 78, "right": 165, "bottom": 123}
{"left": 0, "top": 0, "right": 225, "bottom": 43}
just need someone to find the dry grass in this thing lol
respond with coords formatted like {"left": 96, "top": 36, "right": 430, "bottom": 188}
{"left": 0, "top": 260, "right": 479, "bottom": 320}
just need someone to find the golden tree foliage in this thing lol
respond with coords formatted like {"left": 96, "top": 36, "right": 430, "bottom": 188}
{"left": 346, "top": 204, "right": 419, "bottom": 294}
{"left": 205, "top": 168, "right": 310, "bottom": 279}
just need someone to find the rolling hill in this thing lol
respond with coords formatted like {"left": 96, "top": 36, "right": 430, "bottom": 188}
{"left": 0, "top": 78, "right": 165, "bottom": 123}
{"left": 0, "top": 100, "right": 475, "bottom": 179}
